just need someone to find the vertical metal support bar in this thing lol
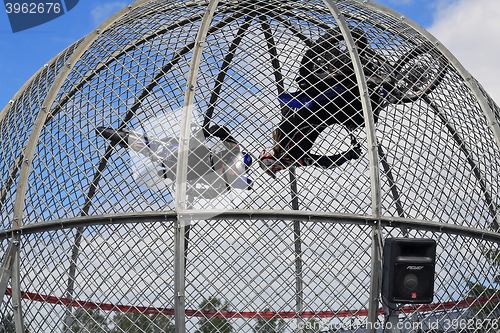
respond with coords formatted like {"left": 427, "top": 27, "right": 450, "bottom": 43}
{"left": 64, "top": 227, "right": 84, "bottom": 333}
{"left": 368, "top": 227, "right": 383, "bottom": 332}
{"left": 184, "top": 194, "right": 194, "bottom": 271}
{"left": 11, "top": 237, "right": 24, "bottom": 333}
{"left": 174, "top": 222, "right": 187, "bottom": 333}
{"left": 290, "top": 169, "right": 303, "bottom": 329}
{"left": 321, "top": 2, "right": 383, "bottom": 332}
{"left": 0, "top": 242, "right": 15, "bottom": 307}
{"left": 175, "top": 2, "right": 219, "bottom": 332}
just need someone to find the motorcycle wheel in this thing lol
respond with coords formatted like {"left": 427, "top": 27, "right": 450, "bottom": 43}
{"left": 393, "top": 43, "right": 448, "bottom": 103}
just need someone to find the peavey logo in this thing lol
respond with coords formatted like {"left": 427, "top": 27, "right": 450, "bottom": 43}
{"left": 406, "top": 266, "right": 424, "bottom": 270}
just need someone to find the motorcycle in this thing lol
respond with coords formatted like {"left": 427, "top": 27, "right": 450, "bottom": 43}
{"left": 96, "top": 126, "right": 253, "bottom": 199}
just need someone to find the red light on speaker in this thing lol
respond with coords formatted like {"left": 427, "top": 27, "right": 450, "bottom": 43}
{"left": 412, "top": 293, "right": 417, "bottom": 299}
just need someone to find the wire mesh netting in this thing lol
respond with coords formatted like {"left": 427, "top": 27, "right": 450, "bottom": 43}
{"left": 0, "top": 0, "right": 500, "bottom": 332}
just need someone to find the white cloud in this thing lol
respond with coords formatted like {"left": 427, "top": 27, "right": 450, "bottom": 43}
{"left": 90, "top": 1, "right": 128, "bottom": 26}
{"left": 428, "top": 0, "right": 500, "bottom": 104}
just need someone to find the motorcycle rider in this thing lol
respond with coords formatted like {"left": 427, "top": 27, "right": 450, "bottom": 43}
{"left": 97, "top": 124, "right": 253, "bottom": 194}
{"left": 259, "top": 26, "right": 387, "bottom": 178}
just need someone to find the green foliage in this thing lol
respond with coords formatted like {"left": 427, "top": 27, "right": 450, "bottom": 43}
{"left": 0, "top": 314, "right": 14, "bottom": 333}
{"left": 465, "top": 244, "right": 500, "bottom": 331}
{"left": 71, "top": 308, "right": 110, "bottom": 333}
{"left": 112, "top": 312, "right": 174, "bottom": 333}
{"left": 252, "top": 310, "right": 286, "bottom": 333}
{"left": 466, "top": 280, "right": 499, "bottom": 318}
{"left": 196, "top": 297, "right": 233, "bottom": 333}
{"left": 483, "top": 247, "right": 500, "bottom": 284}
{"left": 0, "top": 314, "right": 31, "bottom": 332}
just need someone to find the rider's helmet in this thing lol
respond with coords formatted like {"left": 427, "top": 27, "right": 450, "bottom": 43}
{"left": 258, "top": 147, "right": 285, "bottom": 179}
{"left": 299, "top": 26, "right": 368, "bottom": 87}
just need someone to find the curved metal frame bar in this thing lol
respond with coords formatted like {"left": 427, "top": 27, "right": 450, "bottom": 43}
{"left": 175, "top": 1, "right": 220, "bottom": 332}
{"left": 1, "top": 211, "right": 499, "bottom": 244}
{"left": 350, "top": 0, "right": 500, "bottom": 227}
{"left": 176, "top": 1, "right": 220, "bottom": 214}
{"left": 351, "top": 0, "right": 500, "bottom": 146}
{"left": 321, "top": 2, "right": 383, "bottom": 330}
{"left": 1, "top": 1, "right": 499, "bottom": 332}
{"left": 2, "top": 2, "right": 152, "bottom": 330}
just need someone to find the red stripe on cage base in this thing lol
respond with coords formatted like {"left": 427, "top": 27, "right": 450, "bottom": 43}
{"left": 4, "top": 288, "right": 499, "bottom": 318}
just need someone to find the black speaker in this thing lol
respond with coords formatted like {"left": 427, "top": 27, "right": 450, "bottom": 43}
{"left": 382, "top": 238, "right": 436, "bottom": 304}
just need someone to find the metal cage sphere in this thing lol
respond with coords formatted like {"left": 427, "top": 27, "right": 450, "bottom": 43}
{"left": 1, "top": 0, "right": 500, "bottom": 332}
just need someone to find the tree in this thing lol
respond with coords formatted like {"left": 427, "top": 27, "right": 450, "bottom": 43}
{"left": 0, "top": 314, "right": 31, "bottom": 333}
{"left": 196, "top": 297, "right": 233, "bottom": 333}
{"left": 0, "top": 314, "right": 14, "bottom": 333}
{"left": 465, "top": 242, "right": 500, "bottom": 332}
{"left": 112, "top": 312, "right": 174, "bottom": 333}
{"left": 252, "top": 309, "right": 286, "bottom": 333}
{"left": 71, "top": 308, "right": 110, "bottom": 333}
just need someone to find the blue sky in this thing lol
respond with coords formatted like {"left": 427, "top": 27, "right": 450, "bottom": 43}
{"left": 1, "top": 0, "right": 499, "bottom": 106}
{"left": 0, "top": 1, "right": 128, "bottom": 106}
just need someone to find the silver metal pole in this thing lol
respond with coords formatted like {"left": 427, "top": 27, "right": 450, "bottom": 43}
{"left": 63, "top": 227, "right": 84, "bottom": 332}
{"left": 11, "top": 235, "right": 24, "bottom": 333}
{"left": 174, "top": 221, "right": 187, "bottom": 333}
{"left": 175, "top": 1, "right": 219, "bottom": 332}
{"left": 321, "top": 2, "right": 383, "bottom": 332}
{"left": 290, "top": 168, "right": 303, "bottom": 331}
{"left": 0, "top": 242, "right": 15, "bottom": 305}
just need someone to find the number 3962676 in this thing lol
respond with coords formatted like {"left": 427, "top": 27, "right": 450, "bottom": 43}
{"left": 5, "top": 3, "right": 62, "bottom": 14}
